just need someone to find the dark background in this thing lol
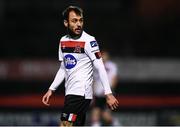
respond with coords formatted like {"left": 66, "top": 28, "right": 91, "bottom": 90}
{"left": 1, "top": 0, "right": 180, "bottom": 58}
{"left": 0, "top": 0, "right": 180, "bottom": 126}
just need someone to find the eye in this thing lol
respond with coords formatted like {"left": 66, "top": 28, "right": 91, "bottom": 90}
{"left": 71, "top": 19, "right": 78, "bottom": 23}
{"left": 79, "top": 18, "right": 83, "bottom": 23}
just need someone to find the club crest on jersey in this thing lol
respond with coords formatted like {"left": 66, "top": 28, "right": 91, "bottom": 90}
{"left": 90, "top": 41, "right": 98, "bottom": 47}
{"left": 74, "top": 46, "right": 81, "bottom": 53}
{"left": 64, "top": 54, "right": 77, "bottom": 69}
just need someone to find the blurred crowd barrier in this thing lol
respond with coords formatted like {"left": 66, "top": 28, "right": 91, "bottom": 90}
{"left": 0, "top": 58, "right": 180, "bottom": 81}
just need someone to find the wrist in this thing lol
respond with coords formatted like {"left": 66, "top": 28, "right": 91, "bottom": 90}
{"left": 48, "top": 89, "right": 55, "bottom": 93}
{"left": 105, "top": 93, "right": 113, "bottom": 99}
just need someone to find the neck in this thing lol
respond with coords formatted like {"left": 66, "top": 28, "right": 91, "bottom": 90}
{"left": 67, "top": 30, "right": 83, "bottom": 40}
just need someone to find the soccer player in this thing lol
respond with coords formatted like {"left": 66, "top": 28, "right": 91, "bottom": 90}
{"left": 42, "top": 6, "right": 119, "bottom": 126}
{"left": 91, "top": 50, "right": 119, "bottom": 126}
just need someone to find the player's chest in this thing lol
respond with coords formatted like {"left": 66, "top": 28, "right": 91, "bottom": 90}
{"left": 60, "top": 41, "right": 87, "bottom": 60}
{"left": 61, "top": 41, "right": 85, "bottom": 54}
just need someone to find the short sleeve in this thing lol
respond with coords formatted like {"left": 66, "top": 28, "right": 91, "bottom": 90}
{"left": 58, "top": 42, "right": 63, "bottom": 61}
{"left": 85, "top": 38, "right": 101, "bottom": 61}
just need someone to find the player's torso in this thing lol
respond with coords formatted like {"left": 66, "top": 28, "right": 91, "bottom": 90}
{"left": 59, "top": 31, "right": 95, "bottom": 98}
{"left": 60, "top": 32, "right": 92, "bottom": 73}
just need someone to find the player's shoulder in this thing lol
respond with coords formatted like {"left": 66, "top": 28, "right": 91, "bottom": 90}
{"left": 82, "top": 31, "right": 100, "bottom": 49}
{"left": 60, "top": 34, "right": 69, "bottom": 41}
{"left": 82, "top": 31, "right": 95, "bottom": 42}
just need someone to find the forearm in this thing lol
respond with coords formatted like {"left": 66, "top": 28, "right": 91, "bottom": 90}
{"left": 49, "top": 63, "right": 65, "bottom": 91}
{"left": 93, "top": 59, "right": 112, "bottom": 95}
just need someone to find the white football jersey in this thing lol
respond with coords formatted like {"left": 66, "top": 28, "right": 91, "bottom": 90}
{"left": 93, "top": 61, "right": 118, "bottom": 97}
{"left": 59, "top": 31, "right": 101, "bottom": 99}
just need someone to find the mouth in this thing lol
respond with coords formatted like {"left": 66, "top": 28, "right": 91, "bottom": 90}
{"left": 75, "top": 28, "right": 82, "bottom": 33}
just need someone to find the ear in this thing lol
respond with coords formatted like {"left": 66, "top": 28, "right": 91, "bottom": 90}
{"left": 64, "top": 20, "right": 68, "bottom": 27}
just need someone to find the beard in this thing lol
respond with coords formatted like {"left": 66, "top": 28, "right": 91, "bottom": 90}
{"left": 67, "top": 26, "right": 83, "bottom": 39}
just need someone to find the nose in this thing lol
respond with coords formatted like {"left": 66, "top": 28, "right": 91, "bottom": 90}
{"left": 77, "top": 21, "right": 81, "bottom": 26}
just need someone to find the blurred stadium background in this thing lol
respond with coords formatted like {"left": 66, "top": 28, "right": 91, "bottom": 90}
{"left": 0, "top": 0, "right": 180, "bottom": 126}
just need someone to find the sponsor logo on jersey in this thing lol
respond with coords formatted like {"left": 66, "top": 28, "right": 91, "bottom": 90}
{"left": 90, "top": 41, "right": 98, "bottom": 47}
{"left": 64, "top": 54, "right": 77, "bottom": 69}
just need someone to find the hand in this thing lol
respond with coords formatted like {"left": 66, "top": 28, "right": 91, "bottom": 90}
{"left": 105, "top": 93, "right": 119, "bottom": 110}
{"left": 42, "top": 89, "right": 53, "bottom": 106}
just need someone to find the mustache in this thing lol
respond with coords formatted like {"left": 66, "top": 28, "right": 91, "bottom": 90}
{"left": 75, "top": 27, "right": 82, "bottom": 30}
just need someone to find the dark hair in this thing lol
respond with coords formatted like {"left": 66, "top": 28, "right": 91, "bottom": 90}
{"left": 62, "top": 6, "right": 83, "bottom": 21}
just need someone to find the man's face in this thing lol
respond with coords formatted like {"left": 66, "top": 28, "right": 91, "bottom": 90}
{"left": 65, "top": 11, "right": 84, "bottom": 36}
